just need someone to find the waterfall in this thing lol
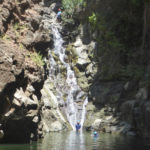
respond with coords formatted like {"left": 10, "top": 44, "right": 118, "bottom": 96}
{"left": 46, "top": 18, "right": 88, "bottom": 130}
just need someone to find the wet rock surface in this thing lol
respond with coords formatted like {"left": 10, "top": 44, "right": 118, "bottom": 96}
{"left": 40, "top": 79, "right": 67, "bottom": 134}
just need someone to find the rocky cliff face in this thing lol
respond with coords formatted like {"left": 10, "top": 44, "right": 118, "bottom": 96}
{"left": 0, "top": 0, "right": 72, "bottom": 143}
{"left": 0, "top": 0, "right": 50, "bottom": 143}
{"left": 75, "top": 0, "right": 150, "bottom": 138}
{"left": 56, "top": 0, "right": 150, "bottom": 139}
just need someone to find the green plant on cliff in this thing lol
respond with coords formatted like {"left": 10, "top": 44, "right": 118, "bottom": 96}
{"left": 83, "top": 0, "right": 149, "bottom": 80}
{"left": 87, "top": 3, "right": 147, "bottom": 81}
{"left": 13, "top": 23, "right": 27, "bottom": 31}
{"left": 29, "top": 52, "right": 45, "bottom": 67}
{"left": 15, "top": 0, "right": 21, "bottom": 5}
{"left": 62, "top": 0, "right": 84, "bottom": 17}
{"left": 2, "top": 34, "right": 11, "bottom": 41}
{"left": 88, "top": 13, "right": 97, "bottom": 29}
{"left": 19, "top": 43, "right": 24, "bottom": 50}
{"left": 13, "top": 22, "right": 28, "bottom": 39}
{"left": 89, "top": 13, "right": 126, "bottom": 80}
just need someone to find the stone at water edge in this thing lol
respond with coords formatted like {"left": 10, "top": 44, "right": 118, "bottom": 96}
{"left": 0, "top": 130, "right": 4, "bottom": 139}
{"left": 135, "top": 87, "right": 148, "bottom": 100}
{"left": 92, "top": 119, "right": 102, "bottom": 130}
{"left": 49, "top": 121, "right": 64, "bottom": 132}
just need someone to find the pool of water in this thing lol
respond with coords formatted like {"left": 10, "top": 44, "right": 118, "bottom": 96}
{"left": 0, "top": 131, "right": 150, "bottom": 150}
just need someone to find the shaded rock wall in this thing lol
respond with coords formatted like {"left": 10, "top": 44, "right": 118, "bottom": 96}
{"left": 79, "top": 0, "right": 150, "bottom": 138}
{"left": 0, "top": 0, "right": 51, "bottom": 143}
{"left": 40, "top": 79, "right": 67, "bottom": 134}
{"left": 59, "top": 0, "right": 150, "bottom": 138}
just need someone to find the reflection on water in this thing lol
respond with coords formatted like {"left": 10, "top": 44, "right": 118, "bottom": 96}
{"left": 66, "top": 132, "right": 85, "bottom": 150}
{"left": 0, "top": 143, "right": 37, "bottom": 150}
{"left": 37, "top": 131, "right": 86, "bottom": 150}
{"left": 0, "top": 131, "right": 150, "bottom": 150}
{"left": 37, "top": 131, "right": 150, "bottom": 150}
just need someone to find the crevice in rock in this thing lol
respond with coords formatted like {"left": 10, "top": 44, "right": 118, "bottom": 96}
{"left": 32, "top": 80, "right": 44, "bottom": 101}
{"left": 2, "top": 118, "right": 37, "bottom": 143}
{"left": 34, "top": 42, "right": 51, "bottom": 56}
{"left": 0, "top": 70, "right": 26, "bottom": 115}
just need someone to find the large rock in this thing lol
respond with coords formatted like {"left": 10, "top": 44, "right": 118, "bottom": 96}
{"left": 22, "top": 30, "right": 34, "bottom": 46}
{"left": 84, "top": 103, "right": 104, "bottom": 129}
{"left": 13, "top": 88, "right": 38, "bottom": 110}
{"left": 72, "top": 37, "right": 94, "bottom": 67}
{"left": 0, "top": 41, "right": 24, "bottom": 93}
{"left": 40, "top": 79, "right": 67, "bottom": 133}
{"left": 34, "top": 29, "right": 51, "bottom": 44}
{"left": 1, "top": 8, "right": 10, "bottom": 21}
{"left": 0, "top": 130, "right": 4, "bottom": 139}
{"left": 90, "top": 81, "right": 124, "bottom": 105}
{"left": 70, "top": 36, "right": 97, "bottom": 92}
{"left": 49, "top": 121, "right": 64, "bottom": 132}
{"left": 92, "top": 119, "right": 102, "bottom": 130}
{"left": 120, "top": 100, "right": 136, "bottom": 124}
{"left": 2, "top": 85, "right": 41, "bottom": 143}
{"left": 120, "top": 99, "right": 150, "bottom": 138}
{"left": 135, "top": 87, "right": 148, "bottom": 100}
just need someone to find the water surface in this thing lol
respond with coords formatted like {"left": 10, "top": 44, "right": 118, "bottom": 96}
{"left": 0, "top": 131, "right": 150, "bottom": 150}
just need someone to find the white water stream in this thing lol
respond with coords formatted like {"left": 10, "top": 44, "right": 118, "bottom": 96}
{"left": 43, "top": 13, "right": 88, "bottom": 130}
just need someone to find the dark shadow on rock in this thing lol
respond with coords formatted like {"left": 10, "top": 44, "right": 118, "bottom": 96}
{"left": 43, "top": 0, "right": 61, "bottom": 9}
{"left": 0, "top": 70, "right": 27, "bottom": 116}
{"left": 81, "top": 24, "right": 92, "bottom": 45}
{"left": 2, "top": 118, "right": 37, "bottom": 143}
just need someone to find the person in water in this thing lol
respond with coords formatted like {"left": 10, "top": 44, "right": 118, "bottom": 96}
{"left": 75, "top": 121, "right": 81, "bottom": 132}
{"left": 56, "top": 8, "right": 62, "bottom": 22}
{"left": 93, "top": 131, "right": 98, "bottom": 137}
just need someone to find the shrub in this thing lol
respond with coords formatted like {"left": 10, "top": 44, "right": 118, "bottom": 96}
{"left": 2, "top": 34, "right": 11, "bottom": 41}
{"left": 62, "top": 0, "right": 83, "bottom": 17}
{"left": 29, "top": 52, "right": 45, "bottom": 67}
{"left": 88, "top": 13, "right": 97, "bottom": 29}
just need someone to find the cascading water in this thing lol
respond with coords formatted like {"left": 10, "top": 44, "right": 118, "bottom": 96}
{"left": 43, "top": 12, "right": 88, "bottom": 130}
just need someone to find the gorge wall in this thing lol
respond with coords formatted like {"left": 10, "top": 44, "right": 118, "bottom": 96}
{"left": 57, "top": 0, "right": 150, "bottom": 138}
{"left": 0, "top": 0, "right": 49, "bottom": 143}
{"left": 74, "top": 0, "right": 150, "bottom": 138}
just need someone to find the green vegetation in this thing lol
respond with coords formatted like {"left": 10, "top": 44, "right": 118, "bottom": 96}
{"left": 19, "top": 43, "right": 25, "bottom": 50}
{"left": 0, "top": 22, "right": 27, "bottom": 41}
{"left": 84, "top": 0, "right": 148, "bottom": 81}
{"left": 62, "top": 0, "right": 84, "bottom": 17}
{"left": 29, "top": 52, "right": 45, "bottom": 67}
{"left": 13, "top": 22, "right": 28, "bottom": 39}
{"left": 13, "top": 23, "right": 20, "bottom": 31}
{"left": 13, "top": 22, "right": 27, "bottom": 31}
{"left": 88, "top": 13, "right": 126, "bottom": 80}
{"left": 88, "top": 13, "right": 97, "bottom": 29}
{"left": 1, "top": 34, "right": 11, "bottom": 41}
{"left": 15, "top": 0, "right": 21, "bottom": 4}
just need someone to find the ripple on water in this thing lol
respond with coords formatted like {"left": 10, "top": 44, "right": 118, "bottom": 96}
{"left": 0, "top": 132, "right": 150, "bottom": 150}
